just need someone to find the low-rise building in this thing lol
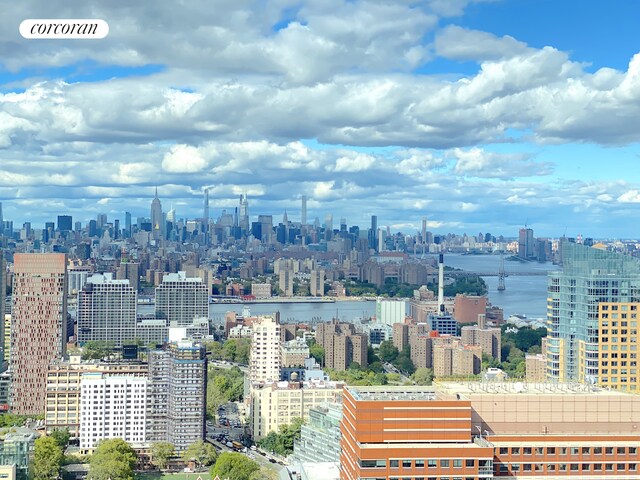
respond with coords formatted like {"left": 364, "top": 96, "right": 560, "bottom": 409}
{"left": 281, "top": 338, "right": 310, "bottom": 368}
{"left": 292, "top": 403, "right": 342, "bottom": 464}
{"left": 250, "top": 380, "right": 344, "bottom": 440}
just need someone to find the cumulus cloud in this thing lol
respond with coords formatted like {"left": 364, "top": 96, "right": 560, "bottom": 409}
{"left": 450, "top": 147, "right": 552, "bottom": 179}
{"left": 162, "top": 145, "right": 209, "bottom": 173}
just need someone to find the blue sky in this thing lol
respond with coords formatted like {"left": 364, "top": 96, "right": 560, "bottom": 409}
{"left": 0, "top": 0, "right": 640, "bottom": 238}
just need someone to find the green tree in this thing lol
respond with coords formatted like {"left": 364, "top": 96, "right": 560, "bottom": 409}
{"left": 411, "top": 367, "right": 433, "bottom": 386}
{"left": 181, "top": 440, "right": 217, "bottom": 469}
{"left": 309, "top": 343, "right": 325, "bottom": 366}
{"left": 150, "top": 442, "right": 175, "bottom": 470}
{"left": 234, "top": 338, "right": 251, "bottom": 364}
{"left": 378, "top": 340, "right": 399, "bottom": 362}
{"left": 33, "top": 436, "right": 63, "bottom": 480}
{"left": 50, "top": 428, "right": 70, "bottom": 451}
{"left": 81, "top": 340, "right": 113, "bottom": 360}
{"left": 210, "top": 452, "right": 259, "bottom": 480}
{"left": 88, "top": 438, "right": 136, "bottom": 480}
{"left": 257, "top": 418, "right": 304, "bottom": 456}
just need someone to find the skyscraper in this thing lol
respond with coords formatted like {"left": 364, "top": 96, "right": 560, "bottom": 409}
{"left": 301, "top": 195, "right": 307, "bottom": 225}
{"left": 203, "top": 187, "right": 209, "bottom": 227}
{"left": 239, "top": 194, "right": 249, "bottom": 232}
{"left": 150, "top": 187, "right": 163, "bottom": 241}
{"left": 11, "top": 253, "right": 67, "bottom": 415}
{"left": 77, "top": 273, "right": 137, "bottom": 348}
{"left": 422, "top": 216, "right": 427, "bottom": 244}
{"left": 547, "top": 242, "right": 640, "bottom": 383}
{"left": 57, "top": 215, "right": 72, "bottom": 232}
{"left": 125, "top": 211, "right": 131, "bottom": 237}
{"left": 368, "top": 215, "right": 378, "bottom": 251}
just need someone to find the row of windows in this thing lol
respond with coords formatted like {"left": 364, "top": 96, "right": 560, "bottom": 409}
{"left": 361, "top": 459, "right": 489, "bottom": 469}
{"left": 500, "top": 462, "right": 638, "bottom": 473}
{"left": 498, "top": 446, "right": 637, "bottom": 456}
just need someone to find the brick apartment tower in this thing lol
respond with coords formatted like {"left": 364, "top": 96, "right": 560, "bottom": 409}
{"left": 11, "top": 253, "right": 67, "bottom": 415}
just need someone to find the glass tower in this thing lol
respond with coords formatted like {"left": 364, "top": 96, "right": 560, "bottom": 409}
{"left": 547, "top": 242, "right": 640, "bottom": 382}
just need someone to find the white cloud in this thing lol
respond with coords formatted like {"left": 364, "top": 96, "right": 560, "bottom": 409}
{"left": 162, "top": 145, "right": 209, "bottom": 173}
{"left": 435, "top": 25, "right": 529, "bottom": 61}
{"left": 617, "top": 190, "right": 640, "bottom": 203}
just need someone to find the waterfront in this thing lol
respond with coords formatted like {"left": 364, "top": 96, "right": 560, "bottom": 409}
{"left": 442, "top": 253, "right": 557, "bottom": 320}
{"left": 208, "top": 253, "right": 556, "bottom": 324}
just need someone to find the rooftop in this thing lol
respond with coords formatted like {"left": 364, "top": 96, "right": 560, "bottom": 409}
{"left": 436, "top": 380, "right": 634, "bottom": 397}
{"left": 347, "top": 385, "right": 438, "bottom": 402}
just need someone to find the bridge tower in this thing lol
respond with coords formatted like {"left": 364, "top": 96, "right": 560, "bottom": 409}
{"left": 497, "top": 252, "right": 506, "bottom": 291}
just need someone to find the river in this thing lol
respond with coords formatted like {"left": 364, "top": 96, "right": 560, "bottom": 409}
{"left": 207, "top": 253, "right": 557, "bottom": 323}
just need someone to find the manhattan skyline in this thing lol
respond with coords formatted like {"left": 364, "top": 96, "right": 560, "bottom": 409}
{"left": 1, "top": 1, "right": 640, "bottom": 237}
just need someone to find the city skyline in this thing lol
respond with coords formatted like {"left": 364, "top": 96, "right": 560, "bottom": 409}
{"left": 1, "top": 1, "right": 640, "bottom": 237}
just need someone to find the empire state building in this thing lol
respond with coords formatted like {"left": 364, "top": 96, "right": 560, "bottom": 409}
{"left": 151, "top": 187, "right": 163, "bottom": 241}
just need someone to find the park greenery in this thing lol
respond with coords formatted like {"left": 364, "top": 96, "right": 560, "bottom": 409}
{"left": 378, "top": 340, "right": 416, "bottom": 375}
{"left": 344, "top": 274, "right": 487, "bottom": 299}
{"left": 488, "top": 325, "right": 547, "bottom": 377}
{"left": 206, "top": 338, "right": 251, "bottom": 365}
{"left": 206, "top": 366, "right": 245, "bottom": 418}
{"left": 88, "top": 438, "right": 136, "bottom": 480}
{"left": 50, "top": 428, "right": 71, "bottom": 450}
{"left": 257, "top": 418, "right": 304, "bottom": 456}
{"left": 81, "top": 340, "right": 114, "bottom": 360}
{"left": 209, "top": 452, "right": 259, "bottom": 480}
{"left": 33, "top": 436, "right": 64, "bottom": 480}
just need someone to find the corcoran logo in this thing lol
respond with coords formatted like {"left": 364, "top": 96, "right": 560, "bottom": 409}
{"left": 19, "top": 19, "right": 109, "bottom": 39}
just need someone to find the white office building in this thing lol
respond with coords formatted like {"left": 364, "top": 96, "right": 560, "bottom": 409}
{"left": 375, "top": 298, "right": 406, "bottom": 326}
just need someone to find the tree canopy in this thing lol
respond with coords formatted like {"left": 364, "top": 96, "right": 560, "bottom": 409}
{"left": 150, "top": 442, "right": 174, "bottom": 470}
{"left": 181, "top": 440, "right": 217, "bottom": 468}
{"left": 257, "top": 418, "right": 304, "bottom": 456}
{"left": 210, "top": 452, "right": 259, "bottom": 480}
{"left": 207, "top": 366, "right": 244, "bottom": 417}
{"left": 81, "top": 340, "right": 113, "bottom": 360}
{"left": 33, "top": 436, "right": 63, "bottom": 480}
{"left": 89, "top": 438, "right": 136, "bottom": 480}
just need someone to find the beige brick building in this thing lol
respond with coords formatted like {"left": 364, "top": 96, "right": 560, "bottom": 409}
{"left": 460, "top": 314, "right": 501, "bottom": 360}
{"left": 281, "top": 338, "right": 310, "bottom": 367}
{"left": 46, "top": 357, "right": 148, "bottom": 436}
{"left": 316, "top": 321, "right": 368, "bottom": 371}
{"left": 250, "top": 380, "right": 344, "bottom": 440}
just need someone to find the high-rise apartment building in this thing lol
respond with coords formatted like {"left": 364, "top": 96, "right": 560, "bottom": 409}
{"left": 279, "top": 268, "right": 294, "bottom": 297}
{"left": 79, "top": 374, "right": 148, "bottom": 449}
{"left": 316, "top": 322, "right": 368, "bottom": 371}
{"left": 147, "top": 341, "right": 207, "bottom": 452}
{"left": 77, "top": 273, "right": 137, "bottom": 347}
{"left": 292, "top": 403, "right": 342, "bottom": 465}
{"left": 461, "top": 314, "right": 501, "bottom": 360}
{"left": 155, "top": 272, "right": 208, "bottom": 326}
{"left": 547, "top": 242, "right": 640, "bottom": 383}
{"left": 518, "top": 227, "right": 534, "bottom": 259}
{"left": 116, "top": 261, "right": 140, "bottom": 292}
{"left": 0, "top": 251, "right": 5, "bottom": 363}
{"left": 249, "top": 315, "right": 281, "bottom": 383}
{"left": 597, "top": 302, "right": 640, "bottom": 392}
{"left": 11, "top": 253, "right": 67, "bottom": 415}
{"left": 310, "top": 269, "right": 325, "bottom": 296}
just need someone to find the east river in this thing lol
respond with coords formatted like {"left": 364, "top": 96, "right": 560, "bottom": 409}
{"left": 208, "top": 253, "right": 559, "bottom": 324}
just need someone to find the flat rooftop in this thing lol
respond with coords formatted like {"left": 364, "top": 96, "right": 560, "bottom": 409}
{"left": 436, "top": 381, "right": 635, "bottom": 397}
{"left": 347, "top": 385, "right": 439, "bottom": 402}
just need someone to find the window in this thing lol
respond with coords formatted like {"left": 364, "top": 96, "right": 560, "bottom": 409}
{"left": 511, "top": 447, "right": 520, "bottom": 455}
{"left": 402, "top": 460, "right": 411, "bottom": 468}
{"left": 570, "top": 464, "right": 579, "bottom": 471}
{"left": 605, "top": 447, "right": 614, "bottom": 455}
{"left": 428, "top": 460, "right": 437, "bottom": 468}
{"left": 547, "top": 447, "right": 556, "bottom": 455}
{"left": 617, "top": 447, "right": 626, "bottom": 454}
{"left": 390, "top": 460, "right": 399, "bottom": 468}
{"left": 453, "top": 459, "right": 462, "bottom": 468}
{"left": 440, "top": 460, "right": 450, "bottom": 468}
{"left": 416, "top": 460, "right": 425, "bottom": 468}
{"left": 499, "top": 447, "right": 508, "bottom": 455}
{"left": 523, "top": 447, "right": 532, "bottom": 455}
{"left": 465, "top": 459, "right": 474, "bottom": 467}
